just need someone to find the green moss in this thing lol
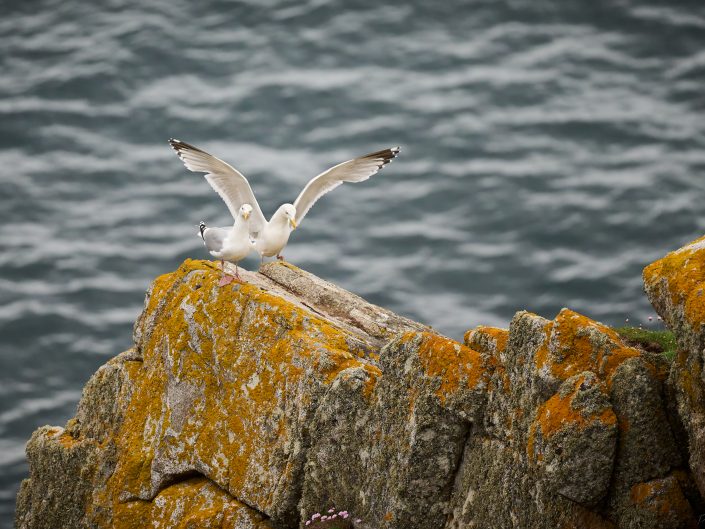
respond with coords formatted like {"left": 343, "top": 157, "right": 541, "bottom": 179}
{"left": 615, "top": 327, "right": 677, "bottom": 361}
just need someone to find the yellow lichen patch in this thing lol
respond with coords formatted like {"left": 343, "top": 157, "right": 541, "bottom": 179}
{"left": 362, "top": 364, "right": 382, "bottom": 400}
{"left": 644, "top": 234, "right": 705, "bottom": 328}
{"left": 537, "top": 377, "right": 616, "bottom": 439}
{"left": 45, "top": 426, "right": 62, "bottom": 437}
{"left": 630, "top": 477, "right": 693, "bottom": 518}
{"left": 98, "top": 259, "right": 377, "bottom": 523}
{"left": 464, "top": 326, "right": 511, "bottom": 389}
{"left": 535, "top": 310, "right": 639, "bottom": 385}
{"left": 531, "top": 320, "right": 555, "bottom": 374}
{"left": 528, "top": 375, "right": 616, "bottom": 462}
{"left": 114, "top": 476, "right": 270, "bottom": 529}
{"left": 537, "top": 393, "right": 616, "bottom": 439}
{"left": 57, "top": 431, "right": 80, "bottom": 449}
{"left": 464, "top": 326, "right": 509, "bottom": 356}
{"left": 409, "top": 332, "right": 487, "bottom": 404}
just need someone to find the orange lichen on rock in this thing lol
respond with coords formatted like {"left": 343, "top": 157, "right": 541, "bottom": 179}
{"left": 528, "top": 375, "right": 616, "bottom": 461}
{"left": 57, "top": 431, "right": 80, "bottom": 449}
{"left": 113, "top": 476, "right": 271, "bottom": 529}
{"left": 630, "top": 476, "right": 694, "bottom": 519}
{"left": 643, "top": 234, "right": 705, "bottom": 328}
{"left": 530, "top": 320, "right": 555, "bottom": 372}
{"left": 534, "top": 309, "right": 640, "bottom": 385}
{"left": 19, "top": 257, "right": 701, "bottom": 529}
{"left": 537, "top": 386, "right": 616, "bottom": 440}
{"left": 361, "top": 364, "right": 382, "bottom": 400}
{"left": 464, "top": 326, "right": 509, "bottom": 355}
{"left": 100, "top": 259, "right": 378, "bottom": 522}
{"left": 463, "top": 327, "right": 510, "bottom": 392}
{"left": 409, "top": 332, "right": 488, "bottom": 404}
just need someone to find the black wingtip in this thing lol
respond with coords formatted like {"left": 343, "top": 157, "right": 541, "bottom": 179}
{"left": 168, "top": 138, "right": 182, "bottom": 154}
{"left": 168, "top": 138, "right": 206, "bottom": 155}
{"left": 362, "top": 146, "right": 401, "bottom": 168}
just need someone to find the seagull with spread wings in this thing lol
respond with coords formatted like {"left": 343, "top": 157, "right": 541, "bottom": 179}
{"left": 169, "top": 139, "right": 400, "bottom": 264}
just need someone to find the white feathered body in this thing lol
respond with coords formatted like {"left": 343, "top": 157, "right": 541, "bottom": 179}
{"left": 203, "top": 218, "right": 253, "bottom": 263}
{"left": 254, "top": 208, "right": 294, "bottom": 257}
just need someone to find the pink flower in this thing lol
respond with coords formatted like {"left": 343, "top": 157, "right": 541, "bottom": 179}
{"left": 312, "top": 514, "right": 321, "bottom": 519}
{"left": 355, "top": 519, "right": 362, "bottom": 523}
{"left": 328, "top": 508, "right": 335, "bottom": 513}
{"left": 306, "top": 522, "right": 310, "bottom": 526}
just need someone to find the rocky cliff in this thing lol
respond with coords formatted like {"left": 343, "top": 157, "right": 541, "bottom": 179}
{"left": 15, "top": 248, "right": 705, "bottom": 529}
{"left": 645, "top": 235, "right": 705, "bottom": 509}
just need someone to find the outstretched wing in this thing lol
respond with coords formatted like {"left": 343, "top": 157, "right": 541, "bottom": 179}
{"left": 293, "top": 147, "right": 400, "bottom": 225}
{"left": 169, "top": 139, "right": 266, "bottom": 233}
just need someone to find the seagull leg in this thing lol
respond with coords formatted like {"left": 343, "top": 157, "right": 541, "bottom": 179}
{"left": 217, "top": 259, "right": 235, "bottom": 287}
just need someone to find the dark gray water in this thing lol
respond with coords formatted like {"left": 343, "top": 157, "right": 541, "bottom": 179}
{"left": 2, "top": 0, "right": 705, "bottom": 524}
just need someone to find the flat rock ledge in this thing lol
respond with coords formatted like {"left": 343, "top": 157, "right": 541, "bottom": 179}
{"left": 15, "top": 257, "right": 704, "bottom": 529}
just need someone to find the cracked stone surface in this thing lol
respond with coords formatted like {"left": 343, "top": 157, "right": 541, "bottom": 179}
{"left": 15, "top": 259, "right": 701, "bottom": 528}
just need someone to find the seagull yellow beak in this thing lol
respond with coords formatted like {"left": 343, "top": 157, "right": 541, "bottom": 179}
{"left": 243, "top": 211, "right": 250, "bottom": 220}
{"left": 289, "top": 218, "right": 297, "bottom": 230}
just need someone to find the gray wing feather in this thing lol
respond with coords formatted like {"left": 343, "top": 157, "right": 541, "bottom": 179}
{"left": 203, "top": 227, "right": 229, "bottom": 253}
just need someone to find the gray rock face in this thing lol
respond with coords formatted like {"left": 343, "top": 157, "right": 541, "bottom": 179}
{"left": 644, "top": 235, "right": 705, "bottom": 504}
{"left": 15, "top": 425, "right": 100, "bottom": 529}
{"left": 537, "top": 372, "right": 617, "bottom": 506}
{"left": 15, "top": 259, "right": 701, "bottom": 529}
{"left": 300, "top": 331, "right": 487, "bottom": 529}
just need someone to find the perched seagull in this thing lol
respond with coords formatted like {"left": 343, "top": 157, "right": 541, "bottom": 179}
{"left": 198, "top": 203, "right": 254, "bottom": 286}
{"left": 169, "top": 139, "right": 400, "bottom": 263}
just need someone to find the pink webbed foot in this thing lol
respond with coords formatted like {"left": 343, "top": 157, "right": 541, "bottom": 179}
{"left": 218, "top": 275, "right": 236, "bottom": 287}
{"left": 276, "top": 254, "right": 284, "bottom": 261}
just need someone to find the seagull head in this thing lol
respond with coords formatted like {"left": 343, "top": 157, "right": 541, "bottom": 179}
{"left": 281, "top": 203, "right": 297, "bottom": 230}
{"left": 239, "top": 203, "right": 253, "bottom": 221}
